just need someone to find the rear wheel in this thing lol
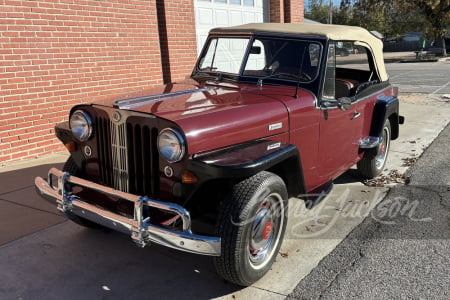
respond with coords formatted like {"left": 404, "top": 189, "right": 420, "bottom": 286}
{"left": 63, "top": 156, "right": 104, "bottom": 229}
{"left": 213, "top": 171, "right": 288, "bottom": 286}
{"left": 358, "top": 119, "right": 391, "bottom": 179}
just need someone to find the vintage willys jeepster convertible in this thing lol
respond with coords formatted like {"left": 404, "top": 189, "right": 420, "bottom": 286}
{"left": 35, "top": 23, "right": 403, "bottom": 286}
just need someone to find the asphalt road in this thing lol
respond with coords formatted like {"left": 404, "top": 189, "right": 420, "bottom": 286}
{"left": 288, "top": 123, "right": 450, "bottom": 299}
{"left": 386, "top": 60, "right": 450, "bottom": 95}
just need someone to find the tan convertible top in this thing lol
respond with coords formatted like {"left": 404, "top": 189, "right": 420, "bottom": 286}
{"left": 210, "top": 23, "right": 388, "bottom": 82}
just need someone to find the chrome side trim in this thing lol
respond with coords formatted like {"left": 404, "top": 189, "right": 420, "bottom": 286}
{"left": 114, "top": 87, "right": 213, "bottom": 110}
{"left": 317, "top": 85, "right": 391, "bottom": 110}
{"left": 359, "top": 136, "right": 381, "bottom": 148}
{"left": 35, "top": 168, "right": 221, "bottom": 256}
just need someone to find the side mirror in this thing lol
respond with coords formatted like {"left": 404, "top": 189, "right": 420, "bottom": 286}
{"left": 250, "top": 46, "right": 261, "bottom": 54}
{"left": 338, "top": 97, "right": 352, "bottom": 111}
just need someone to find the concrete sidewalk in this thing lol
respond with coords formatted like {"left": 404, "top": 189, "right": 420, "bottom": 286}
{"left": 0, "top": 94, "right": 449, "bottom": 299}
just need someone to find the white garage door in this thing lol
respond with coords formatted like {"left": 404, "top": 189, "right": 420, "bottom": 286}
{"left": 194, "top": 0, "right": 267, "bottom": 54}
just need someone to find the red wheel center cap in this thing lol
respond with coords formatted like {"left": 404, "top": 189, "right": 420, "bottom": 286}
{"left": 381, "top": 143, "right": 386, "bottom": 154}
{"left": 263, "top": 222, "right": 273, "bottom": 240}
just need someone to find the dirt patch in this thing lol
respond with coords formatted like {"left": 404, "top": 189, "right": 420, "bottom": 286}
{"left": 399, "top": 93, "right": 450, "bottom": 104}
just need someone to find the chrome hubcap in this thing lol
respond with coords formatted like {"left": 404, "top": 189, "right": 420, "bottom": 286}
{"left": 248, "top": 193, "right": 284, "bottom": 269}
{"left": 375, "top": 126, "right": 390, "bottom": 170}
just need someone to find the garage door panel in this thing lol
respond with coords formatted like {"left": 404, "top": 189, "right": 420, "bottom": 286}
{"left": 195, "top": 0, "right": 267, "bottom": 54}
{"left": 256, "top": 12, "right": 263, "bottom": 21}
{"left": 198, "top": 8, "right": 213, "bottom": 25}
{"left": 229, "top": 10, "right": 243, "bottom": 25}
{"left": 215, "top": 9, "right": 229, "bottom": 25}
{"left": 243, "top": 11, "right": 255, "bottom": 23}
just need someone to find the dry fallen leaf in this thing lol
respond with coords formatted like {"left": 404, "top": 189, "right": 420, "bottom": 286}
{"left": 363, "top": 169, "right": 405, "bottom": 187}
{"left": 401, "top": 157, "right": 418, "bottom": 167}
{"left": 279, "top": 252, "right": 289, "bottom": 258}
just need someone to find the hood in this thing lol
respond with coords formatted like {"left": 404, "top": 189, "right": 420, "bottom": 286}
{"left": 93, "top": 80, "right": 309, "bottom": 154}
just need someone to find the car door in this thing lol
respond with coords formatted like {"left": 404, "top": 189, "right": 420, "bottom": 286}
{"left": 318, "top": 42, "right": 363, "bottom": 181}
{"left": 335, "top": 42, "right": 385, "bottom": 164}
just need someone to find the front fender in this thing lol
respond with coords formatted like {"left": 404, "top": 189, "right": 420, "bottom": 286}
{"left": 54, "top": 121, "right": 85, "bottom": 170}
{"left": 186, "top": 140, "right": 306, "bottom": 198}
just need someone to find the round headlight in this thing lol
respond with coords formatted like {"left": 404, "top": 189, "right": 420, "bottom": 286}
{"left": 70, "top": 110, "right": 92, "bottom": 142}
{"left": 157, "top": 128, "right": 185, "bottom": 163}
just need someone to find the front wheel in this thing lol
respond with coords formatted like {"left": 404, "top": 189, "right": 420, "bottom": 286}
{"left": 213, "top": 171, "right": 288, "bottom": 286}
{"left": 357, "top": 119, "right": 391, "bottom": 179}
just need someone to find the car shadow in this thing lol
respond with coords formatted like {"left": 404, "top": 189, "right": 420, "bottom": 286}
{"left": 72, "top": 227, "right": 241, "bottom": 299}
{"left": 0, "top": 163, "right": 243, "bottom": 299}
{"left": 334, "top": 168, "right": 366, "bottom": 185}
{"left": 1, "top": 220, "right": 242, "bottom": 299}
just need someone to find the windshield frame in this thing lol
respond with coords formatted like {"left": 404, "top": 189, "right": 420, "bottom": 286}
{"left": 194, "top": 34, "right": 252, "bottom": 79}
{"left": 193, "top": 34, "right": 325, "bottom": 87}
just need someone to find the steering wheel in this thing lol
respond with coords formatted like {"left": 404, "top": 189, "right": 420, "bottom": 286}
{"left": 263, "top": 61, "right": 279, "bottom": 74}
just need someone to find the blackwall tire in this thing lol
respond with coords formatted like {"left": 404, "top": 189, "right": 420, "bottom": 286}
{"left": 63, "top": 156, "right": 104, "bottom": 229}
{"left": 357, "top": 119, "right": 391, "bottom": 179}
{"left": 213, "top": 171, "right": 288, "bottom": 286}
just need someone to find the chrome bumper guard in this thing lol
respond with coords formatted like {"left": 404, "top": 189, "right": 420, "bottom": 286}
{"left": 34, "top": 168, "right": 221, "bottom": 256}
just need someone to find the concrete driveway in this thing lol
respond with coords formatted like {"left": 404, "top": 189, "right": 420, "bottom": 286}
{"left": 1, "top": 62, "right": 450, "bottom": 299}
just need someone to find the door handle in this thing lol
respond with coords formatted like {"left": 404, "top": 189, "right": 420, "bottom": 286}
{"left": 351, "top": 111, "right": 361, "bottom": 120}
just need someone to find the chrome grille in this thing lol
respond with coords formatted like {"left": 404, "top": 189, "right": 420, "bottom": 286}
{"left": 111, "top": 122, "right": 129, "bottom": 192}
{"left": 95, "top": 108, "right": 159, "bottom": 198}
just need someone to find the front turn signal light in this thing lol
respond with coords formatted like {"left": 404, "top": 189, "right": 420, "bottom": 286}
{"left": 181, "top": 170, "right": 198, "bottom": 184}
{"left": 65, "top": 142, "right": 77, "bottom": 153}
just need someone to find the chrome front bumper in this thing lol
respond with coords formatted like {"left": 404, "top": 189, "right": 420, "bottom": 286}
{"left": 34, "top": 168, "right": 221, "bottom": 256}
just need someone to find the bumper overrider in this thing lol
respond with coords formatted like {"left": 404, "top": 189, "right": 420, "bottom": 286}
{"left": 34, "top": 168, "right": 221, "bottom": 256}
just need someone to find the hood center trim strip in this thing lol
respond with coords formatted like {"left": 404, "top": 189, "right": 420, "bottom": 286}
{"left": 114, "top": 87, "right": 213, "bottom": 110}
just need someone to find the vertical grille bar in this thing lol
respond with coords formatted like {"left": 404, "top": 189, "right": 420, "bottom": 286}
{"left": 150, "top": 128, "right": 160, "bottom": 197}
{"left": 126, "top": 123, "right": 155, "bottom": 197}
{"left": 97, "top": 117, "right": 113, "bottom": 188}
{"left": 142, "top": 126, "right": 151, "bottom": 196}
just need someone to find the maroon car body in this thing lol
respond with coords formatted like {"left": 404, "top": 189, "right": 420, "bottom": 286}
{"left": 35, "top": 23, "right": 403, "bottom": 286}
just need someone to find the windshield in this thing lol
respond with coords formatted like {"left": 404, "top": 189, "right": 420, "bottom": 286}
{"left": 196, "top": 36, "right": 322, "bottom": 84}
{"left": 198, "top": 37, "right": 249, "bottom": 74}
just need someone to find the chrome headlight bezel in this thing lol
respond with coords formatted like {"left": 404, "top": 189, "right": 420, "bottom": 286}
{"left": 70, "top": 110, "right": 93, "bottom": 142}
{"left": 157, "top": 128, "right": 186, "bottom": 163}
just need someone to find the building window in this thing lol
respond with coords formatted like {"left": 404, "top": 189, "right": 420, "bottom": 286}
{"left": 243, "top": 0, "right": 254, "bottom": 6}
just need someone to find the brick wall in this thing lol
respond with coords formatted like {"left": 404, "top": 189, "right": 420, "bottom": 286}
{"left": 270, "top": 0, "right": 285, "bottom": 23}
{"left": 1, "top": 0, "right": 304, "bottom": 165}
{"left": 0, "top": 0, "right": 198, "bottom": 164}
{"left": 284, "top": 0, "right": 304, "bottom": 23}
{"left": 270, "top": 0, "right": 304, "bottom": 23}
{"left": 156, "top": 0, "right": 197, "bottom": 83}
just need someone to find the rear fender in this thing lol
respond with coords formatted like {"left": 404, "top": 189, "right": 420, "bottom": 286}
{"left": 369, "top": 95, "right": 401, "bottom": 140}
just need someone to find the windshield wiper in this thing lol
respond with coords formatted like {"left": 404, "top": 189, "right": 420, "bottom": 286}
{"left": 257, "top": 72, "right": 311, "bottom": 86}
{"left": 204, "top": 81, "right": 240, "bottom": 90}
{"left": 193, "top": 71, "right": 224, "bottom": 82}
